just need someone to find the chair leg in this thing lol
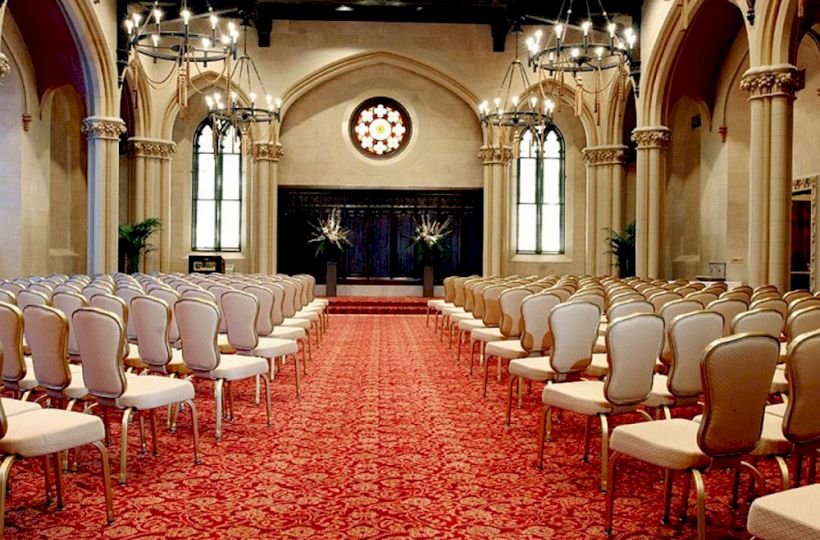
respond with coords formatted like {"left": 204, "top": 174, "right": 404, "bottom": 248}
{"left": 91, "top": 441, "right": 114, "bottom": 524}
{"left": 0, "top": 456, "right": 16, "bottom": 538}
{"left": 456, "top": 329, "right": 463, "bottom": 363}
{"left": 535, "top": 406, "right": 552, "bottom": 470}
{"left": 149, "top": 410, "right": 159, "bottom": 456}
{"left": 496, "top": 355, "right": 503, "bottom": 382}
{"left": 469, "top": 340, "right": 477, "bottom": 375}
{"left": 691, "top": 469, "right": 707, "bottom": 540}
{"left": 730, "top": 466, "right": 742, "bottom": 508}
{"left": 102, "top": 407, "right": 111, "bottom": 447}
{"left": 215, "top": 379, "right": 224, "bottom": 442}
{"left": 792, "top": 453, "right": 803, "bottom": 487}
{"left": 599, "top": 414, "right": 610, "bottom": 492}
{"left": 138, "top": 413, "right": 147, "bottom": 455}
{"left": 679, "top": 469, "right": 692, "bottom": 522}
{"left": 293, "top": 354, "right": 301, "bottom": 398}
{"left": 662, "top": 469, "right": 675, "bottom": 524}
{"left": 426, "top": 306, "right": 431, "bottom": 327}
{"left": 186, "top": 400, "right": 201, "bottom": 465}
{"left": 227, "top": 381, "right": 235, "bottom": 420}
{"left": 517, "top": 378, "right": 523, "bottom": 408}
{"left": 260, "top": 374, "right": 273, "bottom": 427}
{"left": 255, "top": 374, "right": 261, "bottom": 406}
{"left": 582, "top": 416, "right": 593, "bottom": 462}
{"left": 42, "top": 456, "right": 52, "bottom": 506}
{"left": 604, "top": 451, "right": 622, "bottom": 535}
{"left": 482, "top": 353, "right": 491, "bottom": 397}
{"left": 119, "top": 408, "right": 133, "bottom": 485}
{"left": 505, "top": 375, "right": 515, "bottom": 426}
{"left": 53, "top": 452, "right": 64, "bottom": 510}
{"left": 300, "top": 338, "right": 309, "bottom": 375}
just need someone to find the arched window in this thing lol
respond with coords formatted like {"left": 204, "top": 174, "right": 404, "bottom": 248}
{"left": 516, "top": 126, "right": 565, "bottom": 254}
{"left": 192, "top": 120, "right": 242, "bottom": 251}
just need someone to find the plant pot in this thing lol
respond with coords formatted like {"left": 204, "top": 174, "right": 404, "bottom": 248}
{"left": 326, "top": 261, "right": 338, "bottom": 297}
{"left": 423, "top": 264, "right": 434, "bottom": 298}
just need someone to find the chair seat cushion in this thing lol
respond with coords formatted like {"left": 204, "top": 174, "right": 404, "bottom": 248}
{"left": 1, "top": 398, "right": 41, "bottom": 417}
{"left": 441, "top": 306, "right": 465, "bottom": 316}
{"left": 116, "top": 374, "right": 195, "bottom": 410}
{"left": 266, "top": 326, "right": 306, "bottom": 341}
{"left": 282, "top": 318, "right": 311, "bottom": 329}
{"left": 541, "top": 380, "right": 614, "bottom": 416}
{"left": 509, "top": 356, "right": 555, "bottom": 382}
{"left": 427, "top": 299, "right": 445, "bottom": 308}
{"left": 592, "top": 335, "right": 607, "bottom": 354}
{"left": 295, "top": 311, "right": 320, "bottom": 322}
{"left": 642, "top": 375, "right": 700, "bottom": 409}
{"left": 248, "top": 337, "right": 299, "bottom": 358}
{"left": 208, "top": 355, "right": 269, "bottom": 381}
{"left": 610, "top": 418, "right": 709, "bottom": 470}
{"left": 471, "top": 327, "right": 506, "bottom": 343}
{"left": 747, "top": 484, "right": 820, "bottom": 540}
{"left": 63, "top": 366, "right": 90, "bottom": 400}
{"left": 458, "top": 319, "right": 486, "bottom": 331}
{"left": 0, "top": 409, "right": 104, "bottom": 457}
{"left": 449, "top": 312, "right": 475, "bottom": 323}
{"left": 765, "top": 402, "right": 787, "bottom": 418}
{"left": 18, "top": 357, "right": 39, "bottom": 391}
{"left": 486, "top": 339, "right": 527, "bottom": 360}
{"left": 584, "top": 353, "right": 609, "bottom": 378}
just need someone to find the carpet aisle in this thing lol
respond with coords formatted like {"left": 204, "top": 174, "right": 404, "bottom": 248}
{"left": 6, "top": 315, "right": 757, "bottom": 539}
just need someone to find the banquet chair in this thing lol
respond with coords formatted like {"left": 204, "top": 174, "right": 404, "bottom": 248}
{"left": 589, "top": 299, "right": 654, "bottom": 362}
{"left": 467, "top": 283, "right": 507, "bottom": 372}
{"left": 0, "top": 291, "right": 15, "bottom": 306}
{"left": 175, "top": 298, "right": 272, "bottom": 441}
{"left": 28, "top": 282, "right": 54, "bottom": 300}
{"left": 429, "top": 276, "right": 457, "bottom": 329}
{"left": 685, "top": 291, "right": 718, "bottom": 307}
{"left": 278, "top": 280, "right": 319, "bottom": 349}
{"left": 476, "top": 287, "right": 532, "bottom": 395}
{"left": 720, "top": 289, "right": 751, "bottom": 303}
{"left": 732, "top": 308, "right": 784, "bottom": 339}
{"left": 0, "top": 302, "right": 37, "bottom": 400}
{"left": 648, "top": 291, "right": 682, "bottom": 313}
{"left": 787, "top": 295, "right": 820, "bottom": 315}
{"left": 538, "top": 312, "right": 664, "bottom": 490}
{"left": 51, "top": 291, "right": 88, "bottom": 361}
{"left": 455, "top": 280, "right": 496, "bottom": 363}
{"left": 130, "top": 296, "right": 189, "bottom": 376}
{"left": 706, "top": 298, "right": 748, "bottom": 336}
{"left": 73, "top": 307, "right": 200, "bottom": 485}
{"left": 17, "top": 289, "right": 49, "bottom": 312}
{"left": 658, "top": 300, "right": 703, "bottom": 366}
{"left": 0, "top": 342, "right": 114, "bottom": 536}
{"left": 643, "top": 311, "right": 723, "bottom": 419}
{"left": 605, "top": 333, "right": 779, "bottom": 540}
{"left": 506, "top": 297, "right": 593, "bottom": 427}
{"left": 88, "top": 293, "right": 140, "bottom": 367}
{"left": 782, "top": 289, "right": 812, "bottom": 304}
{"left": 114, "top": 286, "right": 143, "bottom": 343}
{"left": 243, "top": 285, "right": 310, "bottom": 363}
{"left": 747, "top": 484, "right": 820, "bottom": 540}
{"left": 148, "top": 288, "right": 182, "bottom": 349}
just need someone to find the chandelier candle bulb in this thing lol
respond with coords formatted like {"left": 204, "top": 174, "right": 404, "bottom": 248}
{"left": 181, "top": 9, "right": 190, "bottom": 26}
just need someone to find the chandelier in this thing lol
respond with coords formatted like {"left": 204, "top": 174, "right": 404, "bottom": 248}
{"left": 525, "top": 0, "right": 639, "bottom": 120}
{"left": 123, "top": 0, "right": 239, "bottom": 108}
{"left": 479, "top": 23, "right": 554, "bottom": 146}
{"left": 205, "top": 24, "right": 281, "bottom": 154}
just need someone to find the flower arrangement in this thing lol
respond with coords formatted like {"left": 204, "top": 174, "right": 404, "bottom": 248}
{"left": 309, "top": 208, "right": 352, "bottom": 259}
{"left": 411, "top": 214, "right": 452, "bottom": 263}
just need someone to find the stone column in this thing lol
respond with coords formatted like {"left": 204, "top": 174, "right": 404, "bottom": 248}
{"left": 82, "top": 117, "right": 126, "bottom": 274}
{"left": 582, "top": 145, "right": 629, "bottom": 276}
{"left": 252, "top": 141, "right": 284, "bottom": 275}
{"left": 632, "top": 127, "right": 671, "bottom": 278}
{"left": 741, "top": 65, "right": 804, "bottom": 290}
{"left": 479, "top": 145, "right": 513, "bottom": 276}
{"left": 128, "top": 138, "right": 176, "bottom": 273}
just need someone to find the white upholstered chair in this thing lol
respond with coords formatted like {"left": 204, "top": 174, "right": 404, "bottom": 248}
{"left": 0, "top": 302, "right": 37, "bottom": 400}
{"left": 706, "top": 298, "right": 748, "bottom": 336}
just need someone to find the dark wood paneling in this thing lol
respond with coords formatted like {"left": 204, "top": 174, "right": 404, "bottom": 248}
{"left": 278, "top": 188, "right": 483, "bottom": 284}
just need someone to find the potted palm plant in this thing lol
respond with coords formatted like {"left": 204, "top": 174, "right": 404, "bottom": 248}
{"left": 605, "top": 220, "right": 636, "bottom": 278}
{"left": 308, "top": 208, "right": 351, "bottom": 297}
{"left": 118, "top": 217, "right": 162, "bottom": 274}
{"left": 411, "top": 214, "right": 452, "bottom": 297}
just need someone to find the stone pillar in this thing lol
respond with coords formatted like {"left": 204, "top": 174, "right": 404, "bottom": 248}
{"left": 127, "top": 138, "right": 177, "bottom": 273}
{"left": 741, "top": 65, "right": 804, "bottom": 290}
{"left": 582, "top": 145, "right": 629, "bottom": 276}
{"left": 252, "top": 141, "right": 284, "bottom": 275}
{"left": 479, "top": 145, "right": 513, "bottom": 276}
{"left": 82, "top": 117, "right": 126, "bottom": 274}
{"left": 632, "top": 127, "right": 671, "bottom": 278}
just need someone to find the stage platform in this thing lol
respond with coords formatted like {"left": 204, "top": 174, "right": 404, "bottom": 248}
{"left": 326, "top": 296, "right": 440, "bottom": 315}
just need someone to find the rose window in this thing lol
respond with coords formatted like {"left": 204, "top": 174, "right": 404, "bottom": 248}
{"left": 350, "top": 98, "right": 411, "bottom": 159}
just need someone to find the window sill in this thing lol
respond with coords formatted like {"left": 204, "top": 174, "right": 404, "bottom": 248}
{"left": 512, "top": 253, "right": 572, "bottom": 264}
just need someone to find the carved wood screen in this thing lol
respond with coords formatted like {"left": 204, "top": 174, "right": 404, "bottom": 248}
{"left": 278, "top": 188, "right": 483, "bottom": 284}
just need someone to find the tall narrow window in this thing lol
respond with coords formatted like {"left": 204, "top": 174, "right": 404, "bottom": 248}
{"left": 516, "top": 126, "right": 565, "bottom": 254}
{"left": 192, "top": 120, "right": 242, "bottom": 251}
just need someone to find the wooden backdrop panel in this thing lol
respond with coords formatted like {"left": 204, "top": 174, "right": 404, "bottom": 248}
{"left": 278, "top": 188, "right": 483, "bottom": 284}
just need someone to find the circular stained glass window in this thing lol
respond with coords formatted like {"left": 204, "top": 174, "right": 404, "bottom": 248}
{"left": 350, "top": 97, "right": 412, "bottom": 159}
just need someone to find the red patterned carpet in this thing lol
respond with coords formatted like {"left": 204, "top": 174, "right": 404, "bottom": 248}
{"left": 4, "top": 315, "right": 760, "bottom": 539}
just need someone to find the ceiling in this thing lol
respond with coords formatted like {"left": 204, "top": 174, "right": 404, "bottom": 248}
{"left": 123, "top": 0, "right": 643, "bottom": 51}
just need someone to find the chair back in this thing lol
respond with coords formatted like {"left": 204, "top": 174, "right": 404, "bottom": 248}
{"left": 667, "top": 311, "right": 724, "bottom": 398}
{"left": 783, "top": 289, "right": 812, "bottom": 304}
{"left": 268, "top": 283, "right": 287, "bottom": 326}
{"left": 648, "top": 291, "right": 682, "bottom": 313}
{"left": 151, "top": 288, "right": 181, "bottom": 346}
{"left": 659, "top": 300, "right": 703, "bottom": 363}
{"left": 207, "top": 284, "right": 233, "bottom": 332}
{"left": 88, "top": 293, "right": 130, "bottom": 359}
{"left": 131, "top": 296, "right": 173, "bottom": 370}
{"left": 785, "top": 306, "right": 820, "bottom": 342}
{"left": 685, "top": 291, "right": 718, "bottom": 307}
{"left": 782, "top": 330, "right": 820, "bottom": 445}
{"left": 18, "top": 289, "right": 49, "bottom": 311}
{"left": 28, "top": 282, "right": 53, "bottom": 299}
{"left": 520, "top": 293, "right": 561, "bottom": 354}
{"left": 0, "top": 290, "right": 16, "bottom": 305}
{"left": 731, "top": 308, "right": 783, "bottom": 339}
{"left": 221, "top": 291, "right": 260, "bottom": 351}
{"left": 182, "top": 288, "right": 216, "bottom": 303}
{"left": 52, "top": 292, "right": 88, "bottom": 357}
{"left": 607, "top": 299, "right": 653, "bottom": 322}
{"left": 568, "top": 293, "right": 605, "bottom": 311}
{"left": 751, "top": 290, "right": 781, "bottom": 303}
{"left": 499, "top": 287, "right": 532, "bottom": 338}
{"left": 175, "top": 298, "right": 221, "bottom": 372}
{"left": 788, "top": 296, "right": 820, "bottom": 316}
{"left": 0, "top": 282, "right": 24, "bottom": 296}
{"left": 604, "top": 313, "right": 665, "bottom": 406}
{"left": 23, "top": 305, "right": 72, "bottom": 394}
{"left": 719, "top": 290, "right": 751, "bottom": 303}
{"left": 115, "top": 286, "right": 142, "bottom": 341}
{"left": 443, "top": 277, "right": 457, "bottom": 303}
{"left": 547, "top": 287, "right": 572, "bottom": 302}
{"left": 0, "top": 302, "right": 26, "bottom": 384}
{"left": 697, "top": 334, "right": 778, "bottom": 457}
{"left": 277, "top": 280, "right": 299, "bottom": 318}
{"left": 244, "top": 285, "right": 275, "bottom": 336}
{"left": 548, "top": 302, "right": 601, "bottom": 376}
{"left": 707, "top": 298, "right": 748, "bottom": 336}
{"left": 481, "top": 284, "right": 507, "bottom": 327}
{"left": 72, "top": 308, "right": 128, "bottom": 400}
{"left": 471, "top": 282, "right": 494, "bottom": 319}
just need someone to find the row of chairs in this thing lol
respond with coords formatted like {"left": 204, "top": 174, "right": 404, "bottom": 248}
{"left": 429, "top": 275, "right": 820, "bottom": 540}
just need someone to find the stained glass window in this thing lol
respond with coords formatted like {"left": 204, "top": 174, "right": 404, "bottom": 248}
{"left": 517, "top": 126, "right": 565, "bottom": 254}
{"left": 350, "top": 97, "right": 411, "bottom": 159}
{"left": 192, "top": 119, "right": 242, "bottom": 252}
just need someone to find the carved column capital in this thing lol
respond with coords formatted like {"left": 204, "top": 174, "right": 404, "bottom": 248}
{"left": 582, "top": 145, "right": 628, "bottom": 166}
{"left": 252, "top": 141, "right": 284, "bottom": 162}
{"left": 0, "top": 52, "right": 10, "bottom": 83}
{"left": 740, "top": 64, "right": 805, "bottom": 98}
{"left": 81, "top": 117, "right": 126, "bottom": 141}
{"left": 631, "top": 126, "right": 672, "bottom": 149}
{"left": 478, "top": 145, "right": 513, "bottom": 165}
{"left": 128, "top": 138, "right": 177, "bottom": 159}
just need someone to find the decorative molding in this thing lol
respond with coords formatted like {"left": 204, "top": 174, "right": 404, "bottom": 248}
{"left": 793, "top": 175, "right": 817, "bottom": 193}
{"left": 793, "top": 174, "right": 819, "bottom": 290}
{"left": 0, "top": 52, "right": 10, "bottom": 83}
{"left": 128, "top": 138, "right": 176, "bottom": 159}
{"left": 81, "top": 117, "right": 126, "bottom": 141}
{"left": 631, "top": 126, "right": 672, "bottom": 149}
{"left": 582, "top": 145, "right": 628, "bottom": 166}
{"left": 252, "top": 141, "right": 284, "bottom": 162}
{"left": 478, "top": 145, "right": 513, "bottom": 165}
{"left": 740, "top": 64, "right": 806, "bottom": 98}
